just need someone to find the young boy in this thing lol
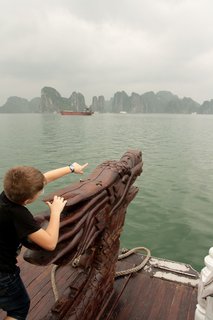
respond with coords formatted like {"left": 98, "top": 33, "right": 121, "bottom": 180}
{"left": 0, "top": 161, "right": 88, "bottom": 320}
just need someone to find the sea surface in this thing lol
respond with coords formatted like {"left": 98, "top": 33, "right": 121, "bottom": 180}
{"left": 0, "top": 113, "right": 213, "bottom": 271}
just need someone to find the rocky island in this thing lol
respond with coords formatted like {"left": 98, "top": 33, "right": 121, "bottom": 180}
{"left": 0, "top": 86, "right": 213, "bottom": 114}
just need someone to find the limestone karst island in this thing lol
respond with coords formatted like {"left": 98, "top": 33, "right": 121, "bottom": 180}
{"left": 0, "top": 86, "right": 213, "bottom": 114}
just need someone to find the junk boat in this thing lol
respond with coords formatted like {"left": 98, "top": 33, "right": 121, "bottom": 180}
{"left": 60, "top": 111, "right": 93, "bottom": 116}
{"left": 0, "top": 150, "right": 212, "bottom": 320}
{"left": 60, "top": 108, "right": 93, "bottom": 116}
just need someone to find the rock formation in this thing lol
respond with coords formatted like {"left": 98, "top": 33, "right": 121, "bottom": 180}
{"left": 91, "top": 95, "right": 105, "bottom": 113}
{"left": 0, "top": 96, "right": 40, "bottom": 113}
{"left": 0, "top": 87, "right": 211, "bottom": 114}
{"left": 40, "top": 87, "right": 87, "bottom": 113}
{"left": 90, "top": 90, "right": 200, "bottom": 114}
{"left": 199, "top": 99, "right": 213, "bottom": 114}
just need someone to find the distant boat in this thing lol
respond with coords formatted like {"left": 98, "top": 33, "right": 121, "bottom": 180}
{"left": 60, "top": 110, "right": 94, "bottom": 116}
{"left": 120, "top": 111, "right": 127, "bottom": 114}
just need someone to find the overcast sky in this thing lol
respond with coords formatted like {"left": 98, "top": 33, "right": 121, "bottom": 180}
{"left": 0, "top": 0, "right": 213, "bottom": 105}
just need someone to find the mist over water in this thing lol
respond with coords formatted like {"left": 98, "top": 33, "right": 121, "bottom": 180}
{"left": 0, "top": 113, "right": 213, "bottom": 270}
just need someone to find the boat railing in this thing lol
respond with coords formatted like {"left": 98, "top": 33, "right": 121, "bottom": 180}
{"left": 195, "top": 247, "right": 213, "bottom": 320}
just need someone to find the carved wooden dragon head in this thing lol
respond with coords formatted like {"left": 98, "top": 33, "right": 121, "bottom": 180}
{"left": 23, "top": 150, "right": 143, "bottom": 319}
{"left": 23, "top": 150, "right": 142, "bottom": 268}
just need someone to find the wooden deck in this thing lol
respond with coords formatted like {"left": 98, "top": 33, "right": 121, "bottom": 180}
{"left": 0, "top": 249, "right": 199, "bottom": 320}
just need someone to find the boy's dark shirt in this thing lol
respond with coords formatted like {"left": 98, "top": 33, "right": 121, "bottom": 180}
{"left": 0, "top": 191, "right": 40, "bottom": 273}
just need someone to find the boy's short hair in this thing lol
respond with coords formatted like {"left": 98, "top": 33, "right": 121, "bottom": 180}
{"left": 4, "top": 166, "right": 46, "bottom": 204}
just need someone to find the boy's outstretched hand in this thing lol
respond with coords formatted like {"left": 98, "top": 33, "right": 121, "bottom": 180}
{"left": 72, "top": 162, "right": 88, "bottom": 174}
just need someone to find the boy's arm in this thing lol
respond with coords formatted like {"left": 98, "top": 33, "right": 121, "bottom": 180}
{"left": 28, "top": 163, "right": 88, "bottom": 250}
{"left": 44, "top": 162, "right": 88, "bottom": 184}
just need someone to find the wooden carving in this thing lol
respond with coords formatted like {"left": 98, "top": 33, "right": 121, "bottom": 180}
{"left": 23, "top": 150, "right": 143, "bottom": 319}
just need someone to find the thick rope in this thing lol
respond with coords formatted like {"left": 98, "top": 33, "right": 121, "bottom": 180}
{"left": 51, "top": 246, "right": 151, "bottom": 302}
{"left": 115, "top": 247, "right": 151, "bottom": 278}
{"left": 51, "top": 264, "right": 59, "bottom": 301}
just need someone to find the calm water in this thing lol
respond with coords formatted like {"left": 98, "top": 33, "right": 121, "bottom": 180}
{"left": 0, "top": 113, "right": 213, "bottom": 271}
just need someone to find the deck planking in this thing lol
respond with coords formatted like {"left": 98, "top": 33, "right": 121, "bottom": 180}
{"left": 0, "top": 249, "right": 198, "bottom": 320}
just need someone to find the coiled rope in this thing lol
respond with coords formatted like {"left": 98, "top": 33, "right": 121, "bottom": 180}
{"left": 115, "top": 246, "right": 151, "bottom": 278}
{"left": 51, "top": 246, "right": 151, "bottom": 302}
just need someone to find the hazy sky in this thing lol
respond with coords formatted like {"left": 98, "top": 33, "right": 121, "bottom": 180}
{"left": 0, "top": 0, "right": 213, "bottom": 105}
